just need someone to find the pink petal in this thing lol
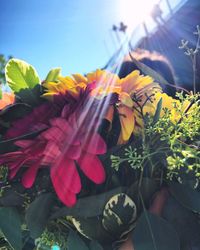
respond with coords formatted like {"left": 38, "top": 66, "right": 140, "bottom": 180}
{"left": 24, "top": 140, "right": 46, "bottom": 157}
{"left": 77, "top": 152, "right": 105, "bottom": 184}
{"left": 63, "top": 145, "right": 81, "bottom": 160}
{"left": 51, "top": 157, "right": 81, "bottom": 195}
{"left": 32, "top": 123, "right": 48, "bottom": 131}
{"left": 43, "top": 141, "right": 61, "bottom": 161}
{"left": 61, "top": 104, "right": 71, "bottom": 118}
{"left": 58, "top": 188, "right": 77, "bottom": 207}
{"left": 50, "top": 118, "right": 73, "bottom": 134}
{"left": 81, "top": 133, "right": 107, "bottom": 155}
{"left": 49, "top": 118, "right": 80, "bottom": 146}
{"left": 21, "top": 161, "right": 41, "bottom": 188}
{"left": 41, "top": 127, "right": 64, "bottom": 142}
{"left": 15, "top": 140, "right": 34, "bottom": 148}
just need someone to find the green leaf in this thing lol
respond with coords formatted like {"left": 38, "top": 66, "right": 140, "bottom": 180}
{"left": 89, "top": 241, "right": 103, "bottom": 250}
{"left": 153, "top": 98, "right": 162, "bottom": 124}
{"left": 5, "top": 58, "right": 40, "bottom": 105}
{"left": 127, "top": 178, "right": 159, "bottom": 212}
{"left": 72, "top": 216, "right": 113, "bottom": 244}
{"left": 132, "top": 212, "right": 180, "bottom": 250}
{"left": 51, "top": 187, "right": 125, "bottom": 219}
{"left": 67, "top": 230, "right": 89, "bottom": 250}
{"left": 170, "top": 182, "right": 200, "bottom": 213}
{"left": 0, "top": 103, "right": 32, "bottom": 122}
{"left": 163, "top": 196, "right": 200, "bottom": 249}
{"left": 0, "top": 189, "right": 25, "bottom": 207}
{"left": 0, "top": 87, "right": 2, "bottom": 99}
{"left": 45, "top": 68, "right": 61, "bottom": 82}
{"left": 26, "top": 193, "right": 54, "bottom": 239}
{"left": 0, "top": 207, "right": 22, "bottom": 250}
{"left": 102, "top": 193, "right": 137, "bottom": 239}
{"left": 5, "top": 58, "right": 40, "bottom": 92}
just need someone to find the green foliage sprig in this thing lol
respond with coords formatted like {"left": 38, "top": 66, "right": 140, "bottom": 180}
{"left": 111, "top": 92, "right": 200, "bottom": 184}
{"left": 179, "top": 24, "right": 200, "bottom": 93}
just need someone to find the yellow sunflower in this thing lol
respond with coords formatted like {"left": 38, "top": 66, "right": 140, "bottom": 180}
{"left": 43, "top": 73, "right": 88, "bottom": 99}
{"left": 87, "top": 69, "right": 121, "bottom": 99}
{"left": 153, "top": 92, "right": 191, "bottom": 123}
{"left": 117, "top": 70, "right": 161, "bottom": 143}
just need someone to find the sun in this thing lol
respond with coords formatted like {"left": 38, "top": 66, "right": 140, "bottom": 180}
{"left": 118, "top": 0, "right": 159, "bottom": 31}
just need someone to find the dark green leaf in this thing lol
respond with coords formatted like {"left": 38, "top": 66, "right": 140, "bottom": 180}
{"left": 72, "top": 216, "right": 113, "bottom": 244}
{"left": 26, "top": 193, "right": 54, "bottom": 239}
{"left": 127, "top": 178, "right": 159, "bottom": 212}
{"left": 0, "top": 140, "right": 17, "bottom": 154}
{"left": 163, "top": 196, "right": 200, "bottom": 250}
{"left": 51, "top": 187, "right": 125, "bottom": 219}
{"left": 89, "top": 240, "right": 103, "bottom": 250}
{"left": 67, "top": 230, "right": 89, "bottom": 250}
{"left": 153, "top": 98, "right": 162, "bottom": 124}
{"left": 170, "top": 182, "right": 200, "bottom": 213}
{"left": 5, "top": 58, "right": 41, "bottom": 105}
{"left": 0, "top": 189, "right": 24, "bottom": 207}
{"left": 132, "top": 212, "right": 180, "bottom": 250}
{"left": 102, "top": 193, "right": 137, "bottom": 238}
{"left": 0, "top": 103, "right": 32, "bottom": 122}
{"left": 16, "top": 84, "right": 42, "bottom": 106}
{"left": 0, "top": 207, "right": 22, "bottom": 250}
{"left": 45, "top": 68, "right": 61, "bottom": 82}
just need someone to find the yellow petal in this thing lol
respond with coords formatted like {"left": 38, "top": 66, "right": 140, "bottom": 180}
{"left": 119, "top": 92, "right": 134, "bottom": 108}
{"left": 58, "top": 76, "right": 75, "bottom": 88}
{"left": 120, "top": 70, "right": 140, "bottom": 93}
{"left": 72, "top": 74, "right": 88, "bottom": 84}
{"left": 117, "top": 105, "right": 135, "bottom": 143}
{"left": 87, "top": 69, "right": 120, "bottom": 86}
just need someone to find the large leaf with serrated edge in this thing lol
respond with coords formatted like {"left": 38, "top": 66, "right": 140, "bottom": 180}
{"left": 5, "top": 58, "right": 41, "bottom": 105}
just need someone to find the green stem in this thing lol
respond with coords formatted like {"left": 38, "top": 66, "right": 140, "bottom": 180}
{"left": 139, "top": 192, "right": 158, "bottom": 250}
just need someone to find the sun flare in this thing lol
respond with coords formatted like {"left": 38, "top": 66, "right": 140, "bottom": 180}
{"left": 118, "top": 0, "right": 159, "bottom": 31}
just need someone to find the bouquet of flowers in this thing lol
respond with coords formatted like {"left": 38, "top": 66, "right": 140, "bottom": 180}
{"left": 0, "top": 52, "right": 200, "bottom": 250}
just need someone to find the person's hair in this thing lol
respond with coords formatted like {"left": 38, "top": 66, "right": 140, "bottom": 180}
{"left": 118, "top": 49, "right": 177, "bottom": 97}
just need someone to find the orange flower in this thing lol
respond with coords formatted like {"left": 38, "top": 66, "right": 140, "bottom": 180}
{"left": 0, "top": 92, "right": 15, "bottom": 110}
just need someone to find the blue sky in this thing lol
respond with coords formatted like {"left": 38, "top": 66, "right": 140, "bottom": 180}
{"left": 0, "top": 0, "right": 182, "bottom": 79}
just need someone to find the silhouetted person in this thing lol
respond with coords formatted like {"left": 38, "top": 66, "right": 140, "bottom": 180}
{"left": 151, "top": 3, "right": 166, "bottom": 26}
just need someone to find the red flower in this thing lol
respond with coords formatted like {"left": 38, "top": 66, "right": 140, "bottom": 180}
{"left": 41, "top": 115, "right": 106, "bottom": 206}
{"left": 0, "top": 114, "right": 106, "bottom": 207}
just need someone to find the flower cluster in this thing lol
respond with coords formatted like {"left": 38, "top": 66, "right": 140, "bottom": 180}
{"left": 0, "top": 59, "right": 161, "bottom": 207}
{"left": 0, "top": 58, "right": 200, "bottom": 250}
